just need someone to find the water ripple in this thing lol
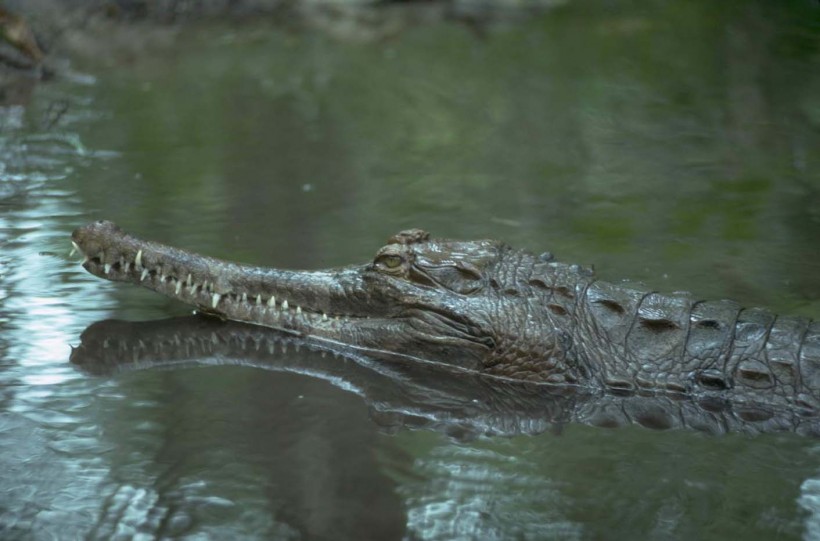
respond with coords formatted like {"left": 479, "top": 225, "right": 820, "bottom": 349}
{"left": 403, "top": 443, "right": 582, "bottom": 540}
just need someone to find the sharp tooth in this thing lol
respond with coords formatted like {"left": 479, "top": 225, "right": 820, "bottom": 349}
{"left": 175, "top": 280, "right": 182, "bottom": 295}
{"left": 212, "top": 293, "right": 221, "bottom": 308}
{"left": 135, "top": 250, "right": 142, "bottom": 268}
{"left": 296, "top": 306, "right": 302, "bottom": 315}
{"left": 189, "top": 282, "right": 197, "bottom": 294}
{"left": 186, "top": 273, "right": 192, "bottom": 284}
{"left": 322, "top": 313, "right": 328, "bottom": 321}
{"left": 140, "top": 268, "right": 149, "bottom": 281}
{"left": 267, "top": 296, "right": 276, "bottom": 307}
{"left": 282, "top": 300, "right": 289, "bottom": 310}
{"left": 256, "top": 295, "right": 261, "bottom": 305}
{"left": 104, "top": 263, "right": 111, "bottom": 274}
{"left": 124, "top": 262, "right": 131, "bottom": 273}
{"left": 159, "top": 268, "right": 165, "bottom": 282}
{"left": 242, "top": 293, "right": 247, "bottom": 302}
{"left": 82, "top": 256, "right": 89, "bottom": 264}
{"left": 70, "top": 241, "right": 80, "bottom": 257}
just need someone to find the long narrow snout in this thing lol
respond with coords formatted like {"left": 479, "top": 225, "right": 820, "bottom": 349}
{"left": 71, "top": 221, "right": 365, "bottom": 336}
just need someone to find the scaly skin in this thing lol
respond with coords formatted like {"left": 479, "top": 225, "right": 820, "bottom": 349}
{"left": 71, "top": 221, "right": 820, "bottom": 413}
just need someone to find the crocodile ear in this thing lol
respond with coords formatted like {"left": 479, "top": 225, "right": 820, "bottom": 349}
{"left": 387, "top": 229, "right": 430, "bottom": 245}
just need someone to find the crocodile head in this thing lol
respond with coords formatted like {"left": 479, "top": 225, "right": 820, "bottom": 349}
{"left": 72, "top": 221, "right": 537, "bottom": 374}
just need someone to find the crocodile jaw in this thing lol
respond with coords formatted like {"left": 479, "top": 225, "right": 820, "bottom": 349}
{"left": 71, "top": 220, "right": 372, "bottom": 342}
{"left": 72, "top": 221, "right": 499, "bottom": 372}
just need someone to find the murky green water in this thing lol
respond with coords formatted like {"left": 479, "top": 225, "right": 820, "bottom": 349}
{"left": 2, "top": 1, "right": 819, "bottom": 539}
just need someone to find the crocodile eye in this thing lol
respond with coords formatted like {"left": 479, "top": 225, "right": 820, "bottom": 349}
{"left": 376, "top": 254, "right": 403, "bottom": 271}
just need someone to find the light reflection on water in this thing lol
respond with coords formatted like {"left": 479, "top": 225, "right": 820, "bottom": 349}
{"left": 0, "top": 77, "right": 120, "bottom": 538}
{"left": 403, "top": 445, "right": 582, "bottom": 540}
{"left": 1, "top": 1, "right": 819, "bottom": 539}
{"left": 801, "top": 478, "right": 820, "bottom": 540}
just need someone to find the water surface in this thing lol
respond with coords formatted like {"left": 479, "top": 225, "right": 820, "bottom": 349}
{"left": 1, "top": 1, "right": 819, "bottom": 539}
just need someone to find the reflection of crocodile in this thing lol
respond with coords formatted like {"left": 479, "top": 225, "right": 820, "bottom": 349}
{"left": 71, "top": 221, "right": 820, "bottom": 417}
{"left": 71, "top": 316, "right": 820, "bottom": 437}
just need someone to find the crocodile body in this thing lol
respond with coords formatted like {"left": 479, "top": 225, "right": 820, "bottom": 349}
{"left": 71, "top": 221, "right": 820, "bottom": 415}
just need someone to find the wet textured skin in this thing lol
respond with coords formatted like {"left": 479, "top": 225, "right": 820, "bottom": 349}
{"left": 72, "top": 221, "right": 820, "bottom": 415}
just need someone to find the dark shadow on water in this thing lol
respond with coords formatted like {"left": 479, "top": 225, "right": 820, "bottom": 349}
{"left": 72, "top": 316, "right": 410, "bottom": 540}
{"left": 71, "top": 315, "right": 820, "bottom": 440}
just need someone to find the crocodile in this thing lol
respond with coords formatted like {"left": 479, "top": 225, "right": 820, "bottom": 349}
{"left": 70, "top": 316, "right": 820, "bottom": 437}
{"left": 71, "top": 220, "right": 820, "bottom": 415}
